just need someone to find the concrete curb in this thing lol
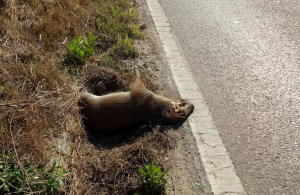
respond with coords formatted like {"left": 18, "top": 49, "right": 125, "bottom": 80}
{"left": 145, "top": 0, "right": 246, "bottom": 194}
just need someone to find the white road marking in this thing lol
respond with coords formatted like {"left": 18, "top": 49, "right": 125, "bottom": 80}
{"left": 145, "top": 0, "right": 246, "bottom": 194}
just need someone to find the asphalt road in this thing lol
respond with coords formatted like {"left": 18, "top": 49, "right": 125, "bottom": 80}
{"left": 158, "top": 0, "right": 300, "bottom": 194}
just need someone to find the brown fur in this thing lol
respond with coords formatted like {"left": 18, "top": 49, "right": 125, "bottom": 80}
{"left": 80, "top": 72, "right": 194, "bottom": 133}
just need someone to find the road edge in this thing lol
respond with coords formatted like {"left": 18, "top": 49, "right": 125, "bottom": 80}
{"left": 144, "top": 0, "right": 246, "bottom": 194}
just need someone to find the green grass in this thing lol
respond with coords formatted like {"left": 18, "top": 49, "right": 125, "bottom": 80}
{"left": 67, "top": 32, "right": 96, "bottom": 66}
{"left": 95, "top": 0, "right": 142, "bottom": 60}
{"left": 0, "top": 152, "right": 69, "bottom": 195}
{"left": 110, "top": 36, "right": 136, "bottom": 58}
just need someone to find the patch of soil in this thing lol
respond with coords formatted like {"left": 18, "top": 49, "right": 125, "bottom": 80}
{"left": 83, "top": 64, "right": 125, "bottom": 95}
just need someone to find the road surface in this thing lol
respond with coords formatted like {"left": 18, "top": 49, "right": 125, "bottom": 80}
{"left": 158, "top": 0, "right": 300, "bottom": 194}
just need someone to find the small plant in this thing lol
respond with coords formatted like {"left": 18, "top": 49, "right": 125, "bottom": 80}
{"left": 110, "top": 36, "right": 136, "bottom": 58}
{"left": 67, "top": 32, "right": 96, "bottom": 65}
{"left": 0, "top": 152, "right": 69, "bottom": 194}
{"left": 40, "top": 158, "right": 70, "bottom": 195}
{"left": 139, "top": 161, "right": 168, "bottom": 195}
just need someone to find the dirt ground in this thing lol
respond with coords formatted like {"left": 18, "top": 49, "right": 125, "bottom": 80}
{"left": 134, "top": 1, "right": 212, "bottom": 194}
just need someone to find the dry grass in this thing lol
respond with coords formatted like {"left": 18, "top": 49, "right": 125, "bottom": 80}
{"left": 68, "top": 126, "right": 177, "bottom": 194}
{"left": 0, "top": 0, "right": 177, "bottom": 194}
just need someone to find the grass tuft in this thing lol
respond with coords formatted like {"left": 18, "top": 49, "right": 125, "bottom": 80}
{"left": 139, "top": 161, "right": 168, "bottom": 195}
{"left": 110, "top": 36, "right": 136, "bottom": 58}
{"left": 0, "top": 153, "right": 70, "bottom": 194}
{"left": 67, "top": 32, "right": 96, "bottom": 66}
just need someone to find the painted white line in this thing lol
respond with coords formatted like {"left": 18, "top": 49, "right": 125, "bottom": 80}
{"left": 145, "top": 0, "right": 246, "bottom": 194}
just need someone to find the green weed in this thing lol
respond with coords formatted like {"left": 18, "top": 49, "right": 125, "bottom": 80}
{"left": 0, "top": 152, "right": 69, "bottom": 195}
{"left": 139, "top": 161, "right": 168, "bottom": 195}
{"left": 110, "top": 36, "right": 136, "bottom": 58}
{"left": 67, "top": 32, "right": 96, "bottom": 66}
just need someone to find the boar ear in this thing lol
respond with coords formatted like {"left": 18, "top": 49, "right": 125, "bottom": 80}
{"left": 162, "top": 109, "right": 172, "bottom": 119}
